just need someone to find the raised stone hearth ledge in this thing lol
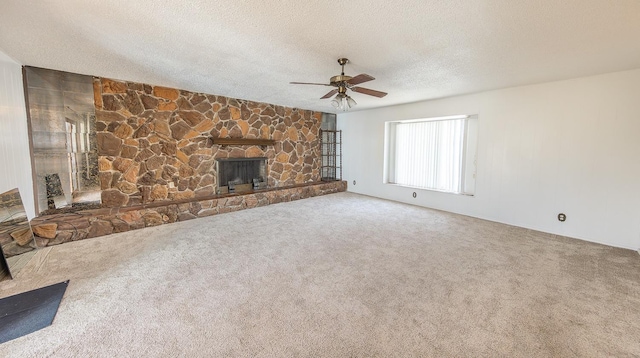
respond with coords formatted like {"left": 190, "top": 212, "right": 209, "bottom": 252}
{"left": 30, "top": 181, "right": 346, "bottom": 246}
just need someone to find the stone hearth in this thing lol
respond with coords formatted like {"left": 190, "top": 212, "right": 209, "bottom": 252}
{"left": 30, "top": 181, "right": 347, "bottom": 245}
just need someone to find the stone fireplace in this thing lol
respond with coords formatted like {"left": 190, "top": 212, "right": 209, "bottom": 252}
{"left": 93, "top": 77, "right": 324, "bottom": 206}
{"left": 26, "top": 74, "right": 348, "bottom": 248}
{"left": 217, "top": 157, "right": 267, "bottom": 194}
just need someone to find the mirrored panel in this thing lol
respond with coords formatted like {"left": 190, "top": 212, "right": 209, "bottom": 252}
{"left": 24, "top": 67, "right": 100, "bottom": 214}
{"left": 0, "top": 188, "right": 37, "bottom": 280}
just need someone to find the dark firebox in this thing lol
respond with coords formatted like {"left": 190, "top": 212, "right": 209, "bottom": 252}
{"left": 216, "top": 158, "right": 267, "bottom": 193}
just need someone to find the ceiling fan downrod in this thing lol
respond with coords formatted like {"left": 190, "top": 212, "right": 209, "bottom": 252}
{"left": 337, "top": 58, "right": 349, "bottom": 75}
{"left": 330, "top": 58, "right": 353, "bottom": 85}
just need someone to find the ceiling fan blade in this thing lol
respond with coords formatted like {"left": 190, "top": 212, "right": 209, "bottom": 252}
{"left": 320, "top": 89, "right": 338, "bottom": 99}
{"left": 351, "top": 86, "right": 388, "bottom": 98}
{"left": 346, "top": 74, "right": 375, "bottom": 85}
{"left": 290, "top": 81, "right": 332, "bottom": 86}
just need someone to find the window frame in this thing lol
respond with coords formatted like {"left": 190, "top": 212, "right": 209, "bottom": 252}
{"left": 383, "top": 114, "right": 477, "bottom": 196}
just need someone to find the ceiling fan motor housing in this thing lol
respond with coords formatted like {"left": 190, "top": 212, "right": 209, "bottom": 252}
{"left": 330, "top": 75, "right": 352, "bottom": 86}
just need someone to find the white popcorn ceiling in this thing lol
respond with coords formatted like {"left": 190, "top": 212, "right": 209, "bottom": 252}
{"left": 0, "top": 0, "right": 639, "bottom": 113}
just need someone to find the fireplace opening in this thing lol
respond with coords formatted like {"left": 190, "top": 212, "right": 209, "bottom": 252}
{"left": 216, "top": 157, "right": 268, "bottom": 194}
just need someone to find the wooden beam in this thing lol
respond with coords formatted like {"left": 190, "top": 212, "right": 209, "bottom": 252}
{"left": 212, "top": 138, "right": 275, "bottom": 146}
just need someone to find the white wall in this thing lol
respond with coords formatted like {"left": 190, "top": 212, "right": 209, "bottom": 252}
{"left": 0, "top": 50, "right": 35, "bottom": 219}
{"left": 338, "top": 69, "right": 640, "bottom": 250}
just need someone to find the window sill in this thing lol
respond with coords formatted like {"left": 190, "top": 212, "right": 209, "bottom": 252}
{"left": 384, "top": 183, "right": 475, "bottom": 197}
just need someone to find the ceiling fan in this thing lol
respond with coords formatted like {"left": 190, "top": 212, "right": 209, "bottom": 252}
{"left": 290, "top": 58, "right": 387, "bottom": 111}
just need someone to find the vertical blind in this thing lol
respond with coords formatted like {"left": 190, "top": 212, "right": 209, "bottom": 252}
{"left": 391, "top": 119, "right": 465, "bottom": 192}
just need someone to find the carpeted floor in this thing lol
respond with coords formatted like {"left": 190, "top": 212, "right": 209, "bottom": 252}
{"left": 0, "top": 192, "right": 639, "bottom": 357}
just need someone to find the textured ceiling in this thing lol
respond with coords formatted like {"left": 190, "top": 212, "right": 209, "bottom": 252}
{"left": 1, "top": 1, "right": 639, "bottom": 113}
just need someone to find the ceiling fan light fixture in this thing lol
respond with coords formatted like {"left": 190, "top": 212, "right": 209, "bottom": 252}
{"left": 347, "top": 95, "right": 357, "bottom": 108}
{"left": 332, "top": 93, "right": 345, "bottom": 108}
{"left": 331, "top": 98, "right": 341, "bottom": 108}
{"left": 331, "top": 93, "right": 356, "bottom": 111}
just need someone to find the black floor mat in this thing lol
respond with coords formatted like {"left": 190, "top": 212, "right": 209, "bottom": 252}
{"left": 0, "top": 280, "right": 69, "bottom": 344}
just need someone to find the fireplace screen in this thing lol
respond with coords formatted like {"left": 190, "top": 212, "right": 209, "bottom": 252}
{"left": 217, "top": 158, "right": 267, "bottom": 194}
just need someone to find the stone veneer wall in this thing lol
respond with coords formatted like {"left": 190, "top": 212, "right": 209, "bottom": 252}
{"left": 94, "top": 78, "right": 322, "bottom": 207}
{"left": 30, "top": 181, "right": 347, "bottom": 246}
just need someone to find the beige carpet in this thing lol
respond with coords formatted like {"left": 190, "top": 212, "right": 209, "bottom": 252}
{"left": 1, "top": 192, "right": 639, "bottom": 357}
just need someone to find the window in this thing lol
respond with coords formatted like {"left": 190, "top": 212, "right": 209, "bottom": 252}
{"left": 384, "top": 115, "right": 477, "bottom": 195}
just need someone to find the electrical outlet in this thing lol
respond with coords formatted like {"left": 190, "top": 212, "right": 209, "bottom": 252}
{"left": 557, "top": 213, "right": 566, "bottom": 222}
